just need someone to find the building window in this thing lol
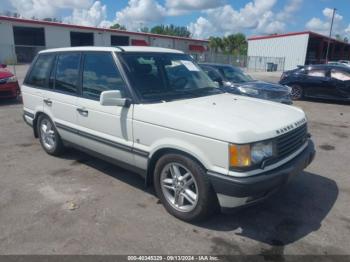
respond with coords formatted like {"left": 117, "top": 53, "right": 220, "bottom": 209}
{"left": 13, "top": 26, "right": 45, "bottom": 46}
{"left": 111, "top": 35, "right": 129, "bottom": 46}
{"left": 70, "top": 32, "right": 94, "bottom": 46}
{"left": 13, "top": 26, "right": 46, "bottom": 63}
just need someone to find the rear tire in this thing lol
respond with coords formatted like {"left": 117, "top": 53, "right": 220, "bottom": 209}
{"left": 37, "top": 115, "right": 65, "bottom": 156}
{"left": 154, "top": 153, "right": 218, "bottom": 222}
{"left": 291, "top": 85, "right": 303, "bottom": 100}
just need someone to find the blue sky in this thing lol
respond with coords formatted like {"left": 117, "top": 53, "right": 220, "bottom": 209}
{"left": 1, "top": 0, "right": 350, "bottom": 39}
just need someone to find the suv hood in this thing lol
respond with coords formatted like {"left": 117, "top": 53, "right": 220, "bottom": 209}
{"left": 134, "top": 93, "right": 306, "bottom": 144}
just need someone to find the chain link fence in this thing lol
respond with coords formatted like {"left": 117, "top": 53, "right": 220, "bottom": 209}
{"left": 1, "top": 44, "right": 286, "bottom": 78}
{"left": 191, "top": 52, "right": 286, "bottom": 72}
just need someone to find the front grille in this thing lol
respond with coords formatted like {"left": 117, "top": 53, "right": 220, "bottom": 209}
{"left": 277, "top": 123, "right": 308, "bottom": 158}
{"left": 265, "top": 124, "right": 308, "bottom": 166}
{"left": 263, "top": 90, "right": 289, "bottom": 99}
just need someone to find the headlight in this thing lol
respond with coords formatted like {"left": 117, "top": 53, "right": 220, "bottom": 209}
{"left": 229, "top": 141, "right": 274, "bottom": 169}
{"left": 237, "top": 86, "right": 259, "bottom": 96}
{"left": 251, "top": 141, "right": 274, "bottom": 164}
{"left": 5, "top": 76, "right": 17, "bottom": 83}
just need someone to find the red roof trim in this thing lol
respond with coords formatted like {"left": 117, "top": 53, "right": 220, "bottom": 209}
{"left": 0, "top": 16, "right": 209, "bottom": 43}
{"left": 248, "top": 31, "right": 350, "bottom": 46}
{"left": 248, "top": 31, "right": 311, "bottom": 41}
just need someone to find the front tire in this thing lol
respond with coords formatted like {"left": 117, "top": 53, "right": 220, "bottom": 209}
{"left": 37, "top": 115, "right": 64, "bottom": 156}
{"left": 154, "top": 153, "right": 218, "bottom": 221}
{"left": 291, "top": 85, "right": 303, "bottom": 100}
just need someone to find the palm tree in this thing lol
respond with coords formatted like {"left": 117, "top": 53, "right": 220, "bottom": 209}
{"left": 209, "top": 37, "right": 224, "bottom": 53}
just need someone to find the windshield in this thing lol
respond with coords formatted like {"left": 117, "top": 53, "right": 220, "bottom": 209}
{"left": 119, "top": 52, "right": 221, "bottom": 102}
{"left": 218, "top": 66, "right": 254, "bottom": 83}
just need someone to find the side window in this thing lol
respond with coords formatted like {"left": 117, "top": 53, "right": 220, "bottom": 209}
{"left": 307, "top": 69, "right": 326, "bottom": 77}
{"left": 122, "top": 55, "right": 164, "bottom": 93}
{"left": 55, "top": 53, "right": 81, "bottom": 94}
{"left": 26, "top": 54, "right": 55, "bottom": 88}
{"left": 82, "top": 53, "right": 127, "bottom": 100}
{"left": 48, "top": 56, "right": 57, "bottom": 89}
{"left": 331, "top": 69, "right": 350, "bottom": 81}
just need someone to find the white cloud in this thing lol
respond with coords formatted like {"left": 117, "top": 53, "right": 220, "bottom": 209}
{"left": 114, "top": 0, "right": 166, "bottom": 31}
{"left": 188, "top": 0, "right": 302, "bottom": 38}
{"left": 7, "top": 0, "right": 92, "bottom": 18}
{"left": 276, "top": 0, "right": 302, "bottom": 20}
{"left": 188, "top": 17, "right": 217, "bottom": 38}
{"left": 306, "top": 8, "right": 346, "bottom": 37}
{"left": 166, "top": 0, "right": 224, "bottom": 15}
{"left": 64, "top": 1, "right": 111, "bottom": 27}
{"left": 346, "top": 25, "right": 350, "bottom": 35}
{"left": 322, "top": 7, "right": 342, "bottom": 21}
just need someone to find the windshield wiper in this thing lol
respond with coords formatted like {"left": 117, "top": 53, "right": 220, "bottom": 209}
{"left": 176, "top": 87, "right": 222, "bottom": 96}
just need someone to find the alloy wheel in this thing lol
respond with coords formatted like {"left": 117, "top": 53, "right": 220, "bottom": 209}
{"left": 40, "top": 119, "right": 56, "bottom": 151}
{"left": 291, "top": 86, "right": 303, "bottom": 100}
{"left": 160, "top": 163, "right": 199, "bottom": 212}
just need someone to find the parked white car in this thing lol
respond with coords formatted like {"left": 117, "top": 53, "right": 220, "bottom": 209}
{"left": 22, "top": 47, "right": 315, "bottom": 221}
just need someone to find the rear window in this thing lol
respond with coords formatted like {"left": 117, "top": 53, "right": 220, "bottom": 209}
{"left": 55, "top": 53, "right": 81, "bottom": 94}
{"left": 26, "top": 54, "right": 55, "bottom": 88}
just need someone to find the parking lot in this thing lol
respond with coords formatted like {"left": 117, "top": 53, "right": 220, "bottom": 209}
{"left": 0, "top": 68, "right": 349, "bottom": 255}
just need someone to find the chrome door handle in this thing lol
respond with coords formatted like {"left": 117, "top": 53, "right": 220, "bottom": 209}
{"left": 43, "top": 98, "right": 52, "bottom": 106}
{"left": 77, "top": 108, "right": 89, "bottom": 116}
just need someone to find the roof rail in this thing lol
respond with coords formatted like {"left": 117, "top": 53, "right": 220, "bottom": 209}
{"left": 115, "top": 46, "right": 125, "bottom": 52}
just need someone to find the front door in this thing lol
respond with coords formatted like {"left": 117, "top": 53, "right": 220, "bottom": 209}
{"left": 76, "top": 52, "right": 134, "bottom": 165}
{"left": 304, "top": 68, "right": 331, "bottom": 98}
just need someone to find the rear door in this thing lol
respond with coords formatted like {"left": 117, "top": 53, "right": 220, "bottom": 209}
{"left": 76, "top": 51, "right": 134, "bottom": 166}
{"left": 42, "top": 52, "right": 81, "bottom": 143}
{"left": 329, "top": 68, "right": 350, "bottom": 99}
{"left": 22, "top": 54, "right": 55, "bottom": 119}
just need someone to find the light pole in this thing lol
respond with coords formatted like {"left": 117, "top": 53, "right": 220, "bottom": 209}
{"left": 325, "top": 8, "right": 336, "bottom": 63}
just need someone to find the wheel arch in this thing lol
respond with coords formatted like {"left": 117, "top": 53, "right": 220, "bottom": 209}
{"left": 146, "top": 147, "right": 208, "bottom": 187}
{"left": 33, "top": 111, "right": 50, "bottom": 138}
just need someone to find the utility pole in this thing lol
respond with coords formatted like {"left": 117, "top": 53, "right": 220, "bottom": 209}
{"left": 325, "top": 8, "right": 336, "bottom": 63}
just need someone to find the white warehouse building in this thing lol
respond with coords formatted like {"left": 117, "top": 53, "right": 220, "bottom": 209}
{"left": 0, "top": 16, "right": 209, "bottom": 64}
{"left": 248, "top": 31, "right": 350, "bottom": 71}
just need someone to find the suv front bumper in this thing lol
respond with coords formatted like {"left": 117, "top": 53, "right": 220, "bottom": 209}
{"left": 207, "top": 139, "right": 315, "bottom": 210}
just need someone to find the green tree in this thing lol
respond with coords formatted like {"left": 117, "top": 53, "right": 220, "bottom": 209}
{"left": 208, "top": 33, "right": 247, "bottom": 55}
{"left": 209, "top": 37, "right": 224, "bottom": 53}
{"left": 222, "top": 33, "right": 247, "bottom": 55}
{"left": 150, "top": 24, "right": 191, "bottom": 38}
{"left": 140, "top": 26, "right": 150, "bottom": 33}
{"left": 335, "top": 34, "right": 342, "bottom": 41}
{"left": 110, "top": 23, "right": 126, "bottom": 30}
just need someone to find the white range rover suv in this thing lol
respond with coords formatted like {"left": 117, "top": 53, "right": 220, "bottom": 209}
{"left": 22, "top": 46, "right": 315, "bottom": 221}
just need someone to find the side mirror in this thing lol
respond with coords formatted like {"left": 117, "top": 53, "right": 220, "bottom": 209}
{"left": 0, "top": 64, "right": 7, "bottom": 68}
{"left": 208, "top": 71, "right": 223, "bottom": 85}
{"left": 213, "top": 77, "right": 223, "bottom": 84}
{"left": 100, "top": 90, "right": 131, "bottom": 107}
